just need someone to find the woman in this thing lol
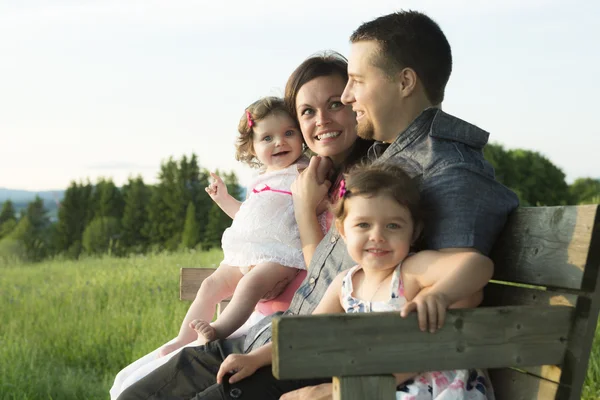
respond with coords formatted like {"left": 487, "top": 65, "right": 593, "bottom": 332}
{"left": 111, "top": 51, "right": 371, "bottom": 399}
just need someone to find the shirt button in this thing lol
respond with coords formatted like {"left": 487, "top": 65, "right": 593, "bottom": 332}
{"left": 229, "top": 388, "right": 242, "bottom": 398}
{"left": 309, "top": 277, "right": 316, "bottom": 285}
{"left": 330, "top": 235, "right": 338, "bottom": 243}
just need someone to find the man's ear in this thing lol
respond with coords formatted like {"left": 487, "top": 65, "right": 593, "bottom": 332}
{"left": 335, "top": 219, "right": 346, "bottom": 241}
{"left": 397, "top": 67, "right": 418, "bottom": 98}
{"left": 412, "top": 221, "right": 423, "bottom": 244}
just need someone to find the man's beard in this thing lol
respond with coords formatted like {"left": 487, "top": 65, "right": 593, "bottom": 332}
{"left": 357, "top": 118, "right": 375, "bottom": 141}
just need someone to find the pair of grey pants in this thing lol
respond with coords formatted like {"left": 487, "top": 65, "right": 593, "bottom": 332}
{"left": 117, "top": 338, "right": 329, "bottom": 400}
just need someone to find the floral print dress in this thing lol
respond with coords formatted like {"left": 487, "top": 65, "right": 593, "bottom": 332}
{"left": 340, "top": 264, "right": 495, "bottom": 400}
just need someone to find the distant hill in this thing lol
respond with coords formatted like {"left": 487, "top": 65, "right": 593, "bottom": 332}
{"left": 0, "top": 188, "right": 64, "bottom": 221}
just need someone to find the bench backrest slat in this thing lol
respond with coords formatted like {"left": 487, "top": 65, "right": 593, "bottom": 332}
{"left": 490, "top": 205, "right": 599, "bottom": 291}
{"left": 272, "top": 305, "right": 573, "bottom": 380}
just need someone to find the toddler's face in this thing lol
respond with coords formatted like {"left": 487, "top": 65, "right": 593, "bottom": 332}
{"left": 251, "top": 113, "right": 303, "bottom": 172}
{"left": 337, "top": 194, "right": 414, "bottom": 271}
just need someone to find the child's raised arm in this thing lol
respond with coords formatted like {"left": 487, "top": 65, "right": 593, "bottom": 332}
{"left": 400, "top": 250, "right": 494, "bottom": 332}
{"left": 205, "top": 172, "right": 242, "bottom": 219}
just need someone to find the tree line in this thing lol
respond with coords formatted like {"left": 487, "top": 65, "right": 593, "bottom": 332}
{"left": 0, "top": 154, "right": 243, "bottom": 263}
{"left": 0, "top": 145, "right": 598, "bottom": 264}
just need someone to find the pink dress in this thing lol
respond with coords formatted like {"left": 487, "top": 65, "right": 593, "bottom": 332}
{"left": 341, "top": 264, "right": 495, "bottom": 400}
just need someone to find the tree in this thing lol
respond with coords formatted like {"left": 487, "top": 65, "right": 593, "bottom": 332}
{"left": 0, "top": 200, "right": 16, "bottom": 225}
{"left": 0, "top": 200, "right": 17, "bottom": 240}
{"left": 82, "top": 217, "right": 121, "bottom": 255}
{"left": 56, "top": 181, "right": 93, "bottom": 258}
{"left": 120, "top": 176, "right": 151, "bottom": 253}
{"left": 569, "top": 178, "right": 600, "bottom": 205}
{"left": 93, "top": 178, "right": 124, "bottom": 220}
{"left": 484, "top": 143, "right": 571, "bottom": 206}
{"left": 181, "top": 202, "right": 199, "bottom": 249}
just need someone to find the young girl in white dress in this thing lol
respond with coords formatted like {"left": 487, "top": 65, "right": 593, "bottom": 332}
{"left": 110, "top": 96, "right": 320, "bottom": 399}
{"left": 160, "top": 96, "right": 313, "bottom": 356}
{"left": 213, "top": 163, "right": 496, "bottom": 400}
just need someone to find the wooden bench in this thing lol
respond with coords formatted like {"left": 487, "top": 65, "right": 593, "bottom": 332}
{"left": 271, "top": 205, "right": 600, "bottom": 399}
{"left": 180, "top": 267, "right": 229, "bottom": 315}
{"left": 179, "top": 205, "right": 600, "bottom": 399}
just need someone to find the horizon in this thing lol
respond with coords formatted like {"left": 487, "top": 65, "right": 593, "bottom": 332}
{"left": 2, "top": 1, "right": 599, "bottom": 191}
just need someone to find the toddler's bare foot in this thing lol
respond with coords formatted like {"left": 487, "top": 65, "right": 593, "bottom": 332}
{"left": 190, "top": 319, "right": 217, "bottom": 342}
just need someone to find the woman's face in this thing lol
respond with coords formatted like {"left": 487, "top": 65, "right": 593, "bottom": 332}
{"left": 295, "top": 75, "right": 358, "bottom": 166}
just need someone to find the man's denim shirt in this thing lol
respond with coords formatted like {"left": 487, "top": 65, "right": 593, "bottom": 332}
{"left": 243, "top": 108, "right": 519, "bottom": 352}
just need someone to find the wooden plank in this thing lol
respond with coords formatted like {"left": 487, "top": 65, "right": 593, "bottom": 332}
{"left": 332, "top": 376, "right": 396, "bottom": 400}
{"left": 180, "top": 267, "right": 217, "bottom": 301}
{"left": 272, "top": 306, "right": 573, "bottom": 380}
{"left": 555, "top": 207, "right": 600, "bottom": 400}
{"left": 490, "top": 205, "right": 599, "bottom": 290}
{"left": 483, "top": 283, "right": 579, "bottom": 384}
{"left": 483, "top": 282, "right": 577, "bottom": 308}
{"left": 489, "top": 368, "right": 559, "bottom": 400}
{"left": 179, "top": 268, "right": 230, "bottom": 316}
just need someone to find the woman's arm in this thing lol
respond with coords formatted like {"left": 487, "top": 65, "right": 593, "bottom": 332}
{"left": 292, "top": 157, "right": 332, "bottom": 267}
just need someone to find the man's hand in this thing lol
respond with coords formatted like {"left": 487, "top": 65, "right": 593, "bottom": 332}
{"left": 400, "top": 287, "right": 451, "bottom": 333}
{"left": 280, "top": 383, "right": 333, "bottom": 400}
{"left": 216, "top": 353, "right": 261, "bottom": 384}
{"left": 205, "top": 172, "right": 229, "bottom": 204}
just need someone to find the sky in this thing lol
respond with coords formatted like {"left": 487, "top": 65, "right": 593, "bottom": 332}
{"left": 1, "top": 0, "right": 598, "bottom": 191}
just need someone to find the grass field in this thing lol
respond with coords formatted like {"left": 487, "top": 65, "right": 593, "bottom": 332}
{"left": 1, "top": 251, "right": 599, "bottom": 399}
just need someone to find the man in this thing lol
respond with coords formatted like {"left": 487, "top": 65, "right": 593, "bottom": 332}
{"left": 119, "top": 10, "right": 518, "bottom": 400}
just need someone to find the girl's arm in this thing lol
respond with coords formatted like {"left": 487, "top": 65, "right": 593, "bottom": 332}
{"left": 215, "top": 194, "right": 242, "bottom": 219}
{"left": 401, "top": 250, "right": 494, "bottom": 332}
{"left": 292, "top": 157, "right": 332, "bottom": 267}
{"left": 205, "top": 172, "right": 242, "bottom": 219}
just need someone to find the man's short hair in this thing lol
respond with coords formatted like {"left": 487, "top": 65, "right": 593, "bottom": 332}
{"left": 350, "top": 10, "right": 452, "bottom": 105}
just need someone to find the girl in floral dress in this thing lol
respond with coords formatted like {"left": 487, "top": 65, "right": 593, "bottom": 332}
{"left": 319, "top": 163, "right": 495, "bottom": 399}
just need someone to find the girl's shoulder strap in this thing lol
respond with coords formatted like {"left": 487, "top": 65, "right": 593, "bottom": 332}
{"left": 341, "top": 265, "right": 361, "bottom": 297}
{"left": 390, "top": 262, "right": 405, "bottom": 299}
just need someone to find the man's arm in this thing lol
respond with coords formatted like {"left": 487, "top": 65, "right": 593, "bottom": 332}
{"left": 419, "top": 164, "right": 518, "bottom": 255}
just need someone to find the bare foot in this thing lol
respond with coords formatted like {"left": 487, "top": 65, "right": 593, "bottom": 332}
{"left": 158, "top": 340, "right": 185, "bottom": 358}
{"left": 190, "top": 319, "right": 217, "bottom": 342}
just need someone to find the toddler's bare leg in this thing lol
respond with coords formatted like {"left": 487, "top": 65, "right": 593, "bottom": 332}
{"left": 158, "top": 263, "right": 243, "bottom": 357}
{"left": 202, "top": 263, "right": 299, "bottom": 341}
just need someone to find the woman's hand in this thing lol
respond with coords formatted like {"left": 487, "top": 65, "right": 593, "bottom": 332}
{"left": 205, "top": 172, "right": 229, "bottom": 204}
{"left": 400, "top": 287, "right": 451, "bottom": 333}
{"left": 216, "top": 353, "right": 262, "bottom": 384}
{"left": 292, "top": 156, "right": 332, "bottom": 215}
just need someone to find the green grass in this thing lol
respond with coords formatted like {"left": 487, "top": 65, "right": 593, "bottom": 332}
{"left": 1, "top": 251, "right": 599, "bottom": 399}
{"left": 0, "top": 250, "right": 223, "bottom": 400}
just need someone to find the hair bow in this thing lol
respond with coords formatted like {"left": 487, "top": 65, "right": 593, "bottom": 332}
{"left": 339, "top": 179, "right": 347, "bottom": 199}
{"left": 246, "top": 110, "right": 254, "bottom": 128}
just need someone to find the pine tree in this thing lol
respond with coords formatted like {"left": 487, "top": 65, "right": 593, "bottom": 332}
{"left": 121, "top": 176, "right": 150, "bottom": 252}
{"left": 56, "top": 181, "right": 89, "bottom": 257}
{"left": 0, "top": 200, "right": 17, "bottom": 240}
{"left": 93, "top": 178, "right": 124, "bottom": 220}
{"left": 181, "top": 202, "right": 199, "bottom": 249}
{"left": 144, "top": 158, "right": 180, "bottom": 250}
{"left": 0, "top": 200, "right": 16, "bottom": 225}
